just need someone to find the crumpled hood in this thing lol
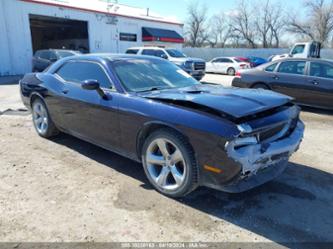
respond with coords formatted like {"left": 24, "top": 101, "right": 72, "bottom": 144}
{"left": 140, "top": 84, "right": 292, "bottom": 119}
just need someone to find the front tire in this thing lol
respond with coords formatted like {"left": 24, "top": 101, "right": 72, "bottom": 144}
{"left": 142, "top": 128, "right": 198, "bottom": 198}
{"left": 32, "top": 98, "right": 59, "bottom": 138}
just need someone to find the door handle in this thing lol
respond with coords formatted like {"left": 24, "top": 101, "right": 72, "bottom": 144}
{"left": 309, "top": 79, "right": 319, "bottom": 85}
{"left": 273, "top": 75, "right": 279, "bottom": 80}
{"left": 62, "top": 89, "right": 69, "bottom": 94}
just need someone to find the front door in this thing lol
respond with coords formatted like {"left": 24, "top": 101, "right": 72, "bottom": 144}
{"left": 54, "top": 60, "right": 121, "bottom": 150}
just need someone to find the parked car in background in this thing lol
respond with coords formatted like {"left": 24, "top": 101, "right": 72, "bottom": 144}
{"left": 235, "top": 57, "right": 254, "bottom": 67}
{"left": 20, "top": 54, "right": 304, "bottom": 197}
{"left": 206, "top": 57, "right": 251, "bottom": 75}
{"left": 232, "top": 58, "right": 333, "bottom": 110}
{"left": 247, "top": 56, "right": 268, "bottom": 67}
{"left": 32, "top": 49, "right": 81, "bottom": 72}
{"left": 126, "top": 47, "right": 206, "bottom": 80}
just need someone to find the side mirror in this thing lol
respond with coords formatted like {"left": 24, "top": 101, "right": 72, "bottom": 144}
{"left": 81, "top": 80, "right": 108, "bottom": 100}
{"left": 160, "top": 54, "right": 168, "bottom": 59}
{"left": 82, "top": 79, "right": 100, "bottom": 90}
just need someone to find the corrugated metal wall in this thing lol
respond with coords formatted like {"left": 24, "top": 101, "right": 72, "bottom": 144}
{"left": 0, "top": 0, "right": 183, "bottom": 76}
{"left": 182, "top": 48, "right": 333, "bottom": 61}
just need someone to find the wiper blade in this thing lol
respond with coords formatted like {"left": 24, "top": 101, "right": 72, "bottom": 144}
{"left": 136, "top": 86, "right": 169, "bottom": 93}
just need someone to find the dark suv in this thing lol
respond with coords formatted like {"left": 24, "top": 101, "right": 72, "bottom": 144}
{"left": 32, "top": 49, "right": 81, "bottom": 72}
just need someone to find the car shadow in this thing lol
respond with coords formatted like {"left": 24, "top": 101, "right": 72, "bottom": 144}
{"left": 51, "top": 133, "right": 333, "bottom": 246}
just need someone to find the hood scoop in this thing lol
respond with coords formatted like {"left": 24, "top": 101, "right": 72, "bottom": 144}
{"left": 183, "top": 90, "right": 208, "bottom": 94}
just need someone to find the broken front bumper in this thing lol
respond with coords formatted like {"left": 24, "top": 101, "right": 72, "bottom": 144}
{"left": 220, "top": 120, "right": 304, "bottom": 193}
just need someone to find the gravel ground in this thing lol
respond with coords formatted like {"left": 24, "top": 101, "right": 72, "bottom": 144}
{"left": 0, "top": 80, "right": 332, "bottom": 245}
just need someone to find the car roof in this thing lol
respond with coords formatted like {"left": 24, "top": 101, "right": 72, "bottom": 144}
{"left": 126, "top": 47, "right": 175, "bottom": 50}
{"left": 271, "top": 58, "right": 333, "bottom": 64}
{"left": 36, "top": 49, "right": 79, "bottom": 53}
{"left": 213, "top": 57, "right": 236, "bottom": 60}
{"left": 58, "top": 53, "right": 165, "bottom": 62}
{"left": 46, "top": 53, "right": 166, "bottom": 74}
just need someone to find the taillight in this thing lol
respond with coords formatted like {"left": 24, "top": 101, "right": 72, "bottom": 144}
{"left": 235, "top": 71, "right": 241, "bottom": 77}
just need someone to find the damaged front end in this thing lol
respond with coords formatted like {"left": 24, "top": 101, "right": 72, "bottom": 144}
{"left": 222, "top": 105, "right": 304, "bottom": 193}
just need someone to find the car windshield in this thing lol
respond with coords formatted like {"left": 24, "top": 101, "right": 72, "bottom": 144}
{"left": 57, "top": 51, "right": 78, "bottom": 58}
{"left": 166, "top": 49, "right": 186, "bottom": 58}
{"left": 113, "top": 58, "right": 200, "bottom": 92}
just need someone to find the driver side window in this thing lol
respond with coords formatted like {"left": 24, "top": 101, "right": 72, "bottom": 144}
{"left": 56, "top": 61, "right": 112, "bottom": 89}
{"left": 277, "top": 61, "right": 306, "bottom": 75}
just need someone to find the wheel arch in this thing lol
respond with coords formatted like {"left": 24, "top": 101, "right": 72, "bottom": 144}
{"left": 136, "top": 121, "right": 190, "bottom": 159}
{"left": 250, "top": 82, "right": 271, "bottom": 90}
{"left": 29, "top": 92, "right": 45, "bottom": 108}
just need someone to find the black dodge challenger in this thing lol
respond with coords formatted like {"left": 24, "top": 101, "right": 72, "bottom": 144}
{"left": 20, "top": 54, "right": 304, "bottom": 197}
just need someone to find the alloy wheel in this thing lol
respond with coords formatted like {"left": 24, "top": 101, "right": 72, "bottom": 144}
{"left": 32, "top": 101, "right": 48, "bottom": 135}
{"left": 145, "top": 138, "right": 186, "bottom": 191}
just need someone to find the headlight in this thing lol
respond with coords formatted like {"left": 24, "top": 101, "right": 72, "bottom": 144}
{"left": 184, "top": 61, "right": 194, "bottom": 69}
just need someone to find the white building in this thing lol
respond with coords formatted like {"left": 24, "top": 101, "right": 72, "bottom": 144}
{"left": 0, "top": 0, "right": 184, "bottom": 76}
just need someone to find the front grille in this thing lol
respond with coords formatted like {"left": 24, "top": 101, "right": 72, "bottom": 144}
{"left": 194, "top": 62, "right": 206, "bottom": 71}
{"left": 258, "top": 123, "right": 286, "bottom": 142}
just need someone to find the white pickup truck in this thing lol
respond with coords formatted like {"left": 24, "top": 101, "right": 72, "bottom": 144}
{"left": 270, "top": 41, "right": 321, "bottom": 61}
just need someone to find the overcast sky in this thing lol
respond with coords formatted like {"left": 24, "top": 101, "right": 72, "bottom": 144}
{"left": 116, "top": 0, "right": 303, "bottom": 23}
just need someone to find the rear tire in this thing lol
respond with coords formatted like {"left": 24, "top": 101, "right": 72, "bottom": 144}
{"left": 227, "top": 67, "right": 236, "bottom": 76}
{"left": 31, "top": 98, "right": 59, "bottom": 138}
{"left": 142, "top": 128, "right": 198, "bottom": 198}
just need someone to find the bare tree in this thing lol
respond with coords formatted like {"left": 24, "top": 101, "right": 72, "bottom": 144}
{"left": 268, "top": 3, "right": 286, "bottom": 48}
{"left": 288, "top": 0, "right": 333, "bottom": 46}
{"left": 229, "top": 0, "right": 257, "bottom": 48}
{"left": 185, "top": 1, "right": 209, "bottom": 47}
{"left": 254, "top": 0, "right": 285, "bottom": 48}
{"left": 208, "top": 13, "right": 232, "bottom": 48}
